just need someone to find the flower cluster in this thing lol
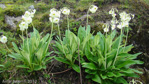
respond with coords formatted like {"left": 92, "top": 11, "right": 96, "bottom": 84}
{"left": 19, "top": 9, "right": 36, "bottom": 31}
{"left": 49, "top": 8, "right": 61, "bottom": 23}
{"left": 0, "top": 35, "right": 7, "bottom": 44}
{"left": 61, "top": 7, "right": 70, "bottom": 15}
{"left": 109, "top": 8, "right": 118, "bottom": 30}
{"left": 117, "top": 11, "right": 134, "bottom": 29}
{"left": 107, "top": 8, "right": 135, "bottom": 31}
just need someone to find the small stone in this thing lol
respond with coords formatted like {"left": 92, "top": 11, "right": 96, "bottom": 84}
{"left": 28, "top": 5, "right": 34, "bottom": 10}
{"left": 0, "top": 4, "right": 6, "bottom": 9}
{"left": 5, "top": 15, "right": 22, "bottom": 31}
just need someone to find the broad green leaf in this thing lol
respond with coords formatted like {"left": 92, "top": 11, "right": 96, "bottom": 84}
{"left": 12, "top": 42, "right": 20, "bottom": 53}
{"left": 66, "top": 54, "right": 73, "bottom": 63}
{"left": 92, "top": 74, "right": 101, "bottom": 83}
{"left": 34, "top": 65, "right": 42, "bottom": 71}
{"left": 82, "top": 63, "right": 97, "bottom": 70}
{"left": 85, "top": 69, "right": 97, "bottom": 74}
{"left": 114, "top": 77, "right": 128, "bottom": 84}
{"left": 54, "top": 57, "right": 70, "bottom": 64}
{"left": 72, "top": 64, "right": 80, "bottom": 73}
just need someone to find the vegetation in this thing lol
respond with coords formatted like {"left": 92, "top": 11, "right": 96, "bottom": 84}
{"left": 0, "top": 0, "right": 148, "bottom": 84}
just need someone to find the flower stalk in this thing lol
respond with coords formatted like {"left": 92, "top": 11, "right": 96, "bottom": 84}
{"left": 113, "top": 28, "right": 123, "bottom": 66}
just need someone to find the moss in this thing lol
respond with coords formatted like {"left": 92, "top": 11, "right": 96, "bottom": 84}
{"left": 36, "top": 2, "right": 50, "bottom": 12}
{"left": 40, "top": 12, "right": 49, "bottom": 22}
{"left": 4, "top": 4, "right": 24, "bottom": 17}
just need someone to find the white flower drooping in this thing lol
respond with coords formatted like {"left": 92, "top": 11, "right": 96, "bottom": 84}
{"left": 109, "top": 8, "right": 114, "bottom": 15}
{"left": 19, "top": 21, "right": 28, "bottom": 31}
{"left": 61, "top": 7, "right": 70, "bottom": 15}
{"left": 89, "top": 5, "right": 98, "bottom": 13}
{"left": 103, "top": 24, "right": 109, "bottom": 32}
{"left": 0, "top": 36, "right": 7, "bottom": 44}
{"left": 49, "top": 17, "right": 60, "bottom": 24}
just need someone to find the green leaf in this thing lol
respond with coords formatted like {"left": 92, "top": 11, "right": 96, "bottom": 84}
{"left": 17, "top": 65, "right": 29, "bottom": 69}
{"left": 0, "top": 65, "right": 4, "bottom": 67}
{"left": 54, "top": 57, "right": 70, "bottom": 64}
{"left": 120, "top": 44, "right": 133, "bottom": 53}
{"left": 72, "top": 64, "right": 80, "bottom": 73}
{"left": 66, "top": 54, "right": 73, "bottom": 63}
{"left": 112, "top": 35, "right": 122, "bottom": 49}
{"left": 12, "top": 42, "right": 20, "bottom": 53}
{"left": 114, "top": 77, "right": 128, "bottom": 84}
{"left": 82, "top": 63, "right": 97, "bottom": 70}
{"left": 85, "top": 69, "right": 97, "bottom": 74}
{"left": 92, "top": 74, "right": 101, "bottom": 83}
{"left": 78, "top": 26, "right": 86, "bottom": 42}
{"left": 34, "top": 65, "right": 42, "bottom": 71}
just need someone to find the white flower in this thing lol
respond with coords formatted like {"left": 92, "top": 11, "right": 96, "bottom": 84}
{"left": 19, "top": 21, "right": 28, "bottom": 31}
{"left": 50, "top": 10, "right": 61, "bottom": 18}
{"left": 111, "top": 18, "right": 118, "bottom": 24}
{"left": 24, "top": 11, "right": 31, "bottom": 17}
{"left": 120, "top": 11, "right": 132, "bottom": 22}
{"left": 117, "top": 22, "right": 129, "bottom": 29}
{"left": 119, "top": 11, "right": 127, "bottom": 17}
{"left": 53, "top": 18, "right": 60, "bottom": 23}
{"left": 111, "top": 24, "right": 116, "bottom": 30}
{"left": 49, "top": 17, "right": 53, "bottom": 22}
{"left": 30, "top": 9, "right": 36, "bottom": 18}
{"left": 32, "top": 9, "right": 36, "bottom": 14}
{"left": 131, "top": 14, "right": 135, "bottom": 19}
{"left": 24, "top": 17, "right": 32, "bottom": 24}
{"left": 112, "top": 13, "right": 116, "bottom": 17}
{"left": 50, "top": 8, "right": 57, "bottom": 13}
{"left": 49, "top": 17, "right": 60, "bottom": 23}
{"left": 104, "top": 28, "right": 109, "bottom": 32}
{"left": 103, "top": 24, "right": 109, "bottom": 32}
{"left": 89, "top": 5, "right": 98, "bottom": 13}
{"left": 109, "top": 8, "right": 114, "bottom": 15}
{"left": 0, "top": 36, "right": 7, "bottom": 43}
{"left": 30, "top": 13, "right": 34, "bottom": 18}
{"left": 61, "top": 7, "right": 70, "bottom": 15}
{"left": 117, "top": 24, "right": 123, "bottom": 29}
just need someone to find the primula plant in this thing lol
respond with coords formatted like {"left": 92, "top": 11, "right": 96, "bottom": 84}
{"left": 81, "top": 8, "right": 143, "bottom": 84}
{"left": 82, "top": 30, "right": 143, "bottom": 84}
{"left": 54, "top": 26, "right": 92, "bottom": 73}
{"left": 8, "top": 9, "right": 53, "bottom": 72}
{"left": 9, "top": 28, "right": 53, "bottom": 72}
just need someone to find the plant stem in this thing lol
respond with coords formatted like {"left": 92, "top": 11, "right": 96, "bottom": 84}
{"left": 67, "top": 15, "right": 69, "bottom": 30}
{"left": 110, "top": 29, "right": 112, "bottom": 51}
{"left": 31, "top": 22, "right": 35, "bottom": 28}
{"left": 57, "top": 23, "right": 61, "bottom": 40}
{"left": 78, "top": 40, "right": 82, "bottom": 84}
{"left": 50, "top": 22, "right": 53, "bottom": 41}
{"left": 22, "top": 31, "right": 24, "bottom": 47}
{"left": 105, "top": 32, "right": 107, "bottom": 69}
{"left": 4, "top": 43, "right": 12, "bottom": 62}
{"left": 124, "top": 27, "right": 129, "bottom": 51}
{"left": 113, "top": 29, "right": 123, "bottom": 66}
{"left": 86, "top": 10, "right": 89, "bottom": 30}
{"left": 5, "top": 43, "right": 11, "bottom": 53}
{"left": 26, "top": 29, "right": 29, "bottom": 52}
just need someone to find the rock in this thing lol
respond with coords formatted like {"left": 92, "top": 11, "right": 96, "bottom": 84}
{"left": 5, "top": 15, "right": 22, "bottom": 30}
{"left": 0, "top": 4, "right": 6, "bottom": 9}
{"left": 28, "top": 5, "right": 34, "bottom": 10}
